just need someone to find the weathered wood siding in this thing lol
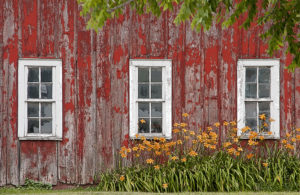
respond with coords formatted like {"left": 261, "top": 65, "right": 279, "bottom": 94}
{"left": 0, "top": 0, "right": 299, "bottom": 185}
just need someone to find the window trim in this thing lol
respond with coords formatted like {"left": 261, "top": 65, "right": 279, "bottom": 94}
{"left": 18, "top": 59, "right": 62, "bottom": 140}
{"left": 237, "top": 59, "right": 280, "bottom": 139}
{"left": 129, "top": 59, "right": 172, "bottom": 139}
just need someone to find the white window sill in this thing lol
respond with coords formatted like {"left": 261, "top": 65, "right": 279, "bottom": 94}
{"left": 130, "top": 133, "right": 172, "bottom": 140}
{"left": 239, "top": 134, "right": 280, "bottom": 140}
{"left": 19, "top": 136, "right": 62, "bottom": 141}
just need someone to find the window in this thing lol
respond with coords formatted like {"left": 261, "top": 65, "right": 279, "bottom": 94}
{"left": 129, "top": 59, "right": 172, "bottom": 139}
{"left": 18, "top": 59, "right": 62, "bottom": 140}
{"left": 237, "top": 59, "right": 280, "bottom": 139}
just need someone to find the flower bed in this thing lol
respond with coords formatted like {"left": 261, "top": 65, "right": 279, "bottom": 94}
{"left": 97, "top": 114, "right": 300, "bottom": 192}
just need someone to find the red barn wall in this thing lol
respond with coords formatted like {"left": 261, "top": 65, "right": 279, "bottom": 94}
{"left": 0, "top": 0, "right": 299, "bottom": 185}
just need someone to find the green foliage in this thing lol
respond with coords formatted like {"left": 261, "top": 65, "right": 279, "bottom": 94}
{"left": 21, "top": 178, "right": 52, "bottom": 190}
{"left": 97, "top": 149, "right": 300, "bottom": 192}
{"left": 78, "top": 0, "right": 299, "bottom": 70}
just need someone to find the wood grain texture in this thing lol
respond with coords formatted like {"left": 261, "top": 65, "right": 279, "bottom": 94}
{"left": 20, "top": 141, "right": 57, "bottom": 184}
{"left": 167, "top": 7, "right": 185, "bottom": 126}
{"left": 76, "top": 5, "right": 96, "bottom": 183}
{"left": 295, "top": 68, "right": 300, "bottom": 152}
{"left": 220, "top": 23, "right": 235, "bottom": 143}
{"left": 203, "top": 22, "right": 220, "bottom": 128}
{"left": 184, "top": 22, "right": 202, "bottom": 131}
{"left": 39, "top": 0, "right": 55, "bottom": 57}
{"left": 0, "top": 0, "right": 6, "bottom": 186}
{"left": 0, "top": 0, "right": 299, "bottom": 186}
{"left": 295, "top": 68, "right": 300, "bottom": 129}
{"left": 57, "top": 0, "right": 77, "bottom": 184}
{"left": 280, "top": 53, "right": 294, "bottom": 136}
{"left": 21, "top": 0, "right": 38, "bottom": 57}
{"left": 3, "top": 0, "right": 19, "bottom": 185}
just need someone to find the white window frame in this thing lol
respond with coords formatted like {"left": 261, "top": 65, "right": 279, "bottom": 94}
{"left": 18, "top": 59, "right": 62, "bottom": 140}
{"left": 237, "top": 59, "right": 280, "bottom": 139}
{"left": 129, "top": 59, "right": 172, "bottom": 139}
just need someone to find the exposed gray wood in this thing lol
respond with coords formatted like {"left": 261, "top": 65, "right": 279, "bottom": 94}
{"left": 219, "top": 23, "right": 235, "bottom": 142}
{"left": 167, "top": 7, "right": 184, "bottom": 126}
{"left": 0, "top": 0, "right": 7, "bottom": 186}
{"left": 57, "top": 0, "right": 77, "bottom": 184}
{"left": 76, "top": 8, "right": 97, "bottom": 183}
{"left": 184, "top": 21, "right": 202, "bottom": 132}
{"left": 3, "top": 0, "right": 19, "bottom": 186}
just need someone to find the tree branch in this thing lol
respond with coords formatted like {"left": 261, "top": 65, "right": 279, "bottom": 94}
{"left": 107, "top": 0, "right": 134, "bottom": 13}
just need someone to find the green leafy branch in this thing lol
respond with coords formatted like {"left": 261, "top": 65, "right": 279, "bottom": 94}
{"left": 78, "top": 0, "right": 300, "bottom": 70}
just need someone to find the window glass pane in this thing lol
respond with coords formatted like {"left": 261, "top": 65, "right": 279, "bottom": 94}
{"left": 138, "top": 103, "right": 149, "bottom": 117}
{"left": 245, "top": 83, "right": 257, "bottom": 98}
{"left": 41, "top": 67, "right": 52, "bottom": 82}
{"left": 259, "top": 102, "right": 270, "bottom": 114}
{"left": 28, "top": 68, "right": 39, "bottom": 82}
{"left": 151, "top": 84, "right": 162, "bottom": 98}
{"left": 138, "top": 68, "right": 149, "bottom": 82}
{"left": 41, "top": 119, "right": 52, "bottom": 134}
{"left": 259, "top": 84, "right": 270, "bottom": 98}
{"left": 151, "top": 118, "right": 162, "bottom": 133}
{"left": 138, "top": 118, "right": 150, "bottom": 133}
{"left": 28, "top": 119, "right": 39, "bottom": 133}
{"left": 28, "top": 84, "right": 39, "bottom": 98}
{"left": 259, "top": 102, "right": 270, "bottom": 131}
{"left": 138, "top": 84, "right": 149, "bottom": 98}
{"left": 41, "top": 84, "right": 52, "bottom": 99}
{"left": 245, "top": 118, "right": 257, "bottom": 132}
{"left": 259, "top": 119, "right": 270, "bottom": 132}
{"left": 151, "top": 103, "right": 162, "bottom": 117}
{"left": 41, "top": 103, "right": 52, "bottom": 117}
{"left": 259, "top": 112, "right": 270, "bottom": 120}
{"left": 245, "top": 102, "right": 257, "bottom": 118}
{"left": 259, "top": 67, "right": 270, "bottom": 83}
{"left": 151, "top": 68, "right": 162, "bottom": 82}
{"left": 28, "top": 103, "right": 39, "bottom": 117}
{"left": 246, "top": 68, "right": 257, "bottom": 83}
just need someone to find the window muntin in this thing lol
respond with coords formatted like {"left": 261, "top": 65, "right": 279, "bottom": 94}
{"left": 237, "top": 59, "right": 280, "bottom": 139}
{"left": 129, "top": 60, "right": 172, "bottom": 139}
{"left": 18, "top": 59, "right": 62, "bottom": 140}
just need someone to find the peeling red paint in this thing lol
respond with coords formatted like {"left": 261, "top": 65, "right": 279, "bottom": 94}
{"left": 103, "top": 76, "right": 111, "bottom": 100}
{"left": 40, "top": 0, "right": 55, "bottom": 56}
{"left": 0, "top": 0, "right": 299, "bottom": 186}
{"left": 113, "top": 106, "right": 121, "bottom": 113}
{"left": 22, "top": 0, "right": 38, "bottom": 56}
{"left": 113, "top": 45, "right": 123, "bottom": 64}
{"left": 21, "top": 142, "right": 38, "bottom": 156}
{"left": 64, "top": 102, "right": 75, "bottom": 111}
{"left": 122, "top": 134, "right": 129, "bottom": 147}
{"left": 117, "top": 69, "right": 122, "bottom": 79}
{"left": 138, "top": 24, "right": 147, "bottom": 55}
{"left": 41, "top": 166, "right": 48, "bottom": 177}
{"left": 61, "top": 138, "right": 69, "bottom": 145}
